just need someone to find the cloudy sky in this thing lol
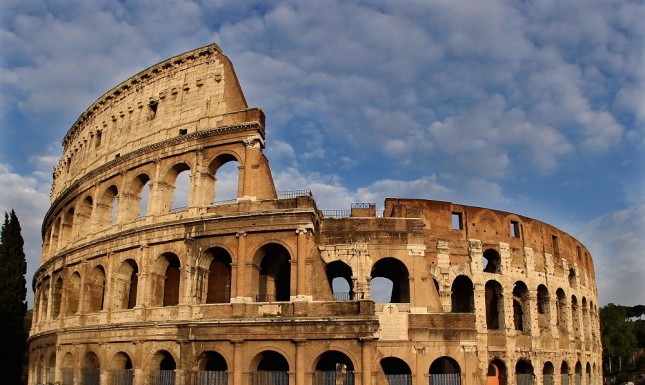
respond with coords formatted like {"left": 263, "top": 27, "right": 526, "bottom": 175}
{"left": 1, "top": 0, "right": 643, "bottom": 307}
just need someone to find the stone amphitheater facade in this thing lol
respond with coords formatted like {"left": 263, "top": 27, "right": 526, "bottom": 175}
{"left": 29, "top": 44, "right": 602, "bottom": 385}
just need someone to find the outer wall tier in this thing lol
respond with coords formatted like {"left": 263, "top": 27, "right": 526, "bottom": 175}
{"left": 29, "top": 44, "right": 601, "bottom": 385}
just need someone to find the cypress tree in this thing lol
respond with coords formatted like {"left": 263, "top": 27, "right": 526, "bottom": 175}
{"left": 0, "top": 210, "right": 28, "bottom": 385}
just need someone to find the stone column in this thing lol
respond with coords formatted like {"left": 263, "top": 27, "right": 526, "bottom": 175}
{"left": 296, "top": 228, "right": 308, "bottom": 299}
{"left": 232, "top": 341, "right": 244, "bottom": 385}
{"left": 361, "top": 338, "right": 373, "bottom": 385}
{"left": 234, "top": 232, "right": 247, "bottom": 300}
{"left": 241, "top": 136, "right": 262, "bottom": 199}
{"left": 294, "top": 339, "right": 306, "bottom": 385}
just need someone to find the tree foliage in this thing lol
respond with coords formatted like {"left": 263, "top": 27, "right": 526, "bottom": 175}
{"left": 0, "top": 210, "right": 28, "bottom": 385}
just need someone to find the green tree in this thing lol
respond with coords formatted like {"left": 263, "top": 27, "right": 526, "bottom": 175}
{"left": 0, "top": 210, "right": 28, "bottom": 385}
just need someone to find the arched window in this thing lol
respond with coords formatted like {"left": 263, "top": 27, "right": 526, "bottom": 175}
{"left": 537, "top": 285, "right": 551, "bottom": 330}
{"left": 205, "top": 248, "right": 232, "bottom": 304}
{"left": 485, "top": 280, "right": 504, "bottom": 330}
{"left": 253, "top": 244, "right": 291, "bottom": 302}
{"left": 99, "top": 185, "right": 119, "bottom": 226}
{"left": 561, "top": 362, "right": 570, "bottom": 385}
{"left": 543, "top": 362, "right": 555, "bottom": 385}
{"left": 111, "top": 352, "right": 133, "bottom": 385}
{"left": 123, "top": 174, "right": 151, "bottom": 221}
{"left": 483, "top": 249, "right": 501, "bottom": 273}
{"left": 150, "top": 351, "right": 176, "bottom": 385}
{"left": 314, "top": 351, "right": 355, "bottom": 385}
{"left": 114, "top": 259, "right": 139, "bottom": 310}
{"left": 51, "top": 277, "right": 63, "bottom": 319}
{"left": 197, "top": 351, "right": 228, "bottom": 385}
{"left": 209, "top": 154, "right": 240, "bottom": 203}
{"left": 326, "top": 260, "right": 354, "bottom": 300}
{"left": 163, "top": 163, "right": 191, "bottom": 211}
{"left": 371, "top": 257, "right": 410, "bottom": 303}
{"left": 556, "top": 289, "right": 567, "bottom": 330}
{"left": 61, "top": 207, "right": 75, "bottom": 245}
{"left": 515, "top": 360, "right": 534, "bottom": 385}
{"left": 429, "top": 356, "right": 461, "bottom": 385}
{"left": 40, "top": 280, "right": 50, "bottom": 321}
{"left": 487, "top": 359, "right": 507, "bottom": 385}
{"left": 582, "top": 298, "right": 590, "bottom": 340}
{"left": 82, "top": 352, "right": 100, "bottom": 385}
{"left": 512, "top": 281, "right": 530, "bottom": 331}
{"left": 451, "top": 275, "right": 474, "bottom": 313}
{"left": 77, "top": 195, "right": 93, "bottom": 237}
{"left": 574, "top": 362, "right": 582, "bottom": 385}
{"left": 62, "top": 353, "right": 74, "bottom": 385}
{"left": 65, "top": 272, "right": 81, "bottom": 316}
{"left": 86, "top": 266, "right": 106, "bottom": 312}
{"left": 163, "top": 254, "right": 181, "bottom": 306}
{"left": 380, "top": 357, "right": 412, "bottom": 385}
{"left": 252, "top": 351, "right": 289, "bottom": 385}
{"left": 571, "top": 296, "right": 581, "bottom": 339}
{"left": 47, "top": 352, "right": 56, "bottom": 385}
{"left": 568, "top": 268, "right": 577, "bottom": 288}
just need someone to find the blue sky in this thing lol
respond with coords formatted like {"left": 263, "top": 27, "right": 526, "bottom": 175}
{"left": 1, "top": 0, "right": 643, "bottom": 307}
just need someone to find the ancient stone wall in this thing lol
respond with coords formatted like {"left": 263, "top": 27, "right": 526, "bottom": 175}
{"left": 29, "top": 44, "right": 601, "bottom": 385}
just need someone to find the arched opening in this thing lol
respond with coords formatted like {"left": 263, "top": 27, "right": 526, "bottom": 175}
{"left": 251, "top": 351, "right": 289, "bottom": 385}
{"left": 582, "top": 298, "right": 590, "bottom": 340}
{"left": 429, "top": 356, "right": 461, "bottom": 385}
{"left": 99, "top": 185, "right": 119, "bottom": 226}
{"left": 40, "top": 280, "right": 50, "bottom": 321}
{"left": 371, "top": 257, "right": 410, "bottom": 303}
{"left": 123, "top": 174, "right": 151, "bottom": 221}
{"left": 47, "top": 351, "right": 56, "bottom": 385}
{"left": 585, "top": 363, "right": 591, "bottom": 385}
{"left": 568, "top": 268, "right": 577, "bottom": 288}
{"left": 166, "top": 163, "right": 191, "bottom": 211}
{"left": 51, "top": 276, "right": 63, "bottom": 319}
{"left": 62, "top": 352, "right": 74, "bottom": 385}
{"left": 556, "top": 289, "right": 567, "bottom": 330}
{"left": 543, "top": 362, "right": 555, "bottom": 385}
{"left": 77, "top": 195, "right": 93, "bottom": 237}
{"left": 150, "top": 350, "right": 176, "bottom": 385}
{"left": 82, "top": 352, "right": 100, "bottom": 385}
{"left": 314, "top": 350, "right": 354, "bottom": 385}
{"left": 114, "top": 259, "right": 139, "bottom": 310}
{"left": 485, "top": 280, "right": 504, "bottom": 330}
{"left": 515, "top": 360, "right": 534, "bottom": 385}
{"left": 205, "top": 248, "right": 232, "bottom": 304}
{"left": 209, "top": 154, "right": 240, "bottom": 203}
{"left": 571, "top": 296, "right": 581, "bottom": 339}
{"left": 380, "top": 357, "right": 412, "bottom": 385}
{"left": 61, "top": 207, "right": 75, "bottom": 245}
{"left": 482, "top": 249, "right": 501, "bottom": 273}
{"left": 326, "top": 261, "right": 354, "bottom": 300}
{"left": 512, "top": 281, "right": 530, "bottom": 331}
{"left": 163, "top": 254, "right": 181, "bottom": 306}
{"left": 111, "top": 352, "right": 133, "bottom": 385}
{"left": 451, "top": 275, "right": 474, "bottom": 313}
{"left": 561, "top": 362, "right": 570, "bottom": 385}
{"left": 86, "top": 266, "right": 106, "bottom": 313}
{"left": 254, "top": 244, "right": 291, "bottom": 302}
{"left": 574, "top": 362, "right": 582, "bottom": 385}
{"left": 537, "top": 285, "right": 551, "bottom": 330}
{"left": 197, "top": 351, "right": 228, "bottom": 385}
{"left": 487, "top": 359, "right": 507, "bottom": 385}
{"left": 66, "top": 272, "right": 81, "bottom": 316}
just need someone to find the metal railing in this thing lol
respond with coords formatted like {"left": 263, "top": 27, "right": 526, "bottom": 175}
{"left": 385, "top": 374, "right": 412, "bottom": 385}
{"left": 112, "top": 369, "right": 133, "bottom": 385}
{"left": 82, "top": 368, "right": 100, "bottom": 385}
{"left": 251, "top": 371, "right": 289, "bottom": 385}
{"left": 195, "top": 370, "right": 227, "bottom": 385}
{"left": 277, "top": 190, "right": 312, "bottom": 199}
{"left": 430, "top": 373, "right": 461, "bottom": 385}
{"left": 62, "top": 368, "right": 74, "bottom": 385}
{"left": 321, "top": 210, "right": 385, "bottom": 218}
{"left": 516, "top": 374, "right": 535, "bottom": 385}
{"left": 149, "top": 370, "right": 175, "bottom": 385}
{"left": 314, "top": 370, "right": 355, "bottom": 385}
{"left": 213, "top": 199, "right": 237, "bottom": 205}
{"left": 561, "top": 374, "right": 569, "bottom": 385}
{"left": 332, "top": 292, "right": 363, "bottom": 301}
{"left": 543, "top": 374, "right": 555, "bottom": 385}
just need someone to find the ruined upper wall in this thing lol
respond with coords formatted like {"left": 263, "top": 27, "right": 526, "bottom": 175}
{"left": 51, "top": 44, "right": 251, "bottom": 202}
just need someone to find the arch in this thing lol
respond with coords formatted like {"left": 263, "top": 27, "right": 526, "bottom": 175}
{"left": 65, "top": 272, "right": 81, "bottom": 316}
{"left": 99, "top": 185, "right": 119, "bottom": 226}
{"left": 380, "top": 357, "right": 412, "bottom": 385}
{"left": 561, "top": 361, "right": 570, "bottom": 385}
{"left": 86, "top": 265, "right": 106, "bottom": 312}
{"left": 253, "top": 243, "right": 292, "bottom": 302}
{"left": 61, "top": 207, "right": 75, "bottom": 245}
{"left": 204, "top": 248, "right": 232, "bottom": 304}
{"left": 556, "top": 288, "right": 567, "bottom": 330}
{"left": 208, "top": 153, "right": 240, "bottom": 203}
{"left": 123, "top": 173, "right": 151, "bottom": 221}
{"left": 543, "top": 362, "right": 555, "bottom": 385}
{"left": 485, "top": 280, "right": 504, "bottom": 330}
{"left": 537, "top": 284, "right": 551, "bottom": 330}
{"left": 326, "top": 260, "right": 354, "bottom": 300}
{"left": 47, "top": 351, "right": 56, "bottom": 385}
{"left": 371, "top": 257, "right": 410, "bottom": 303}
{"left": 487, "top": 359, "right": 507, "bottom": 385}
{"left": 585, "top": 363, "right": 591, "bottom": 385}
{"left": 150, "top": 350, "right": 176, "bottom": 385}
{"left": 77, "top": 195, "right": 93, "bottom": 237}
{"left": 451, "top": 275, "right": 474, "bottom": 313}
{"left": 51, "top": 276, "right": 63, "bottom": 319}
{"left": 111, "top": 352, "right": 134, "bottom": 385}
{"left": 161, "top": 162, "right": 191, "bottom": 211}
{"left": 40, "top": 279, "right": 50, "bottom": 321}
{"left": 568, "top": 268, "right": 577, "bottom": 288}
{"left": 160, "top": 253, "right": 181, "bottom": 307}
{"left": 314, "top": 350, "right": 355, "bottom": 385}
{"left": 582, "top": 297, "right": 590, "bottom": 339}
{"left": 571, "top": 295, "right": 581, "bottom": 339}
{"left": 574, "top": 361, "right": 582, "bottom": 385}
{"left": 512, "top": 281, "right": 530, "bottom": 331}
{"left": 483, "top": 249, "right": 501, "bottom": 273}
{"left": 515, "top": 360, "right": 534, "bottom": 385}
{"left": 82, "top": 352, "right": 100, "bottom": 385}
{"left": 429, "top": 356, "right": 461, "bottom": 385}
{"left": 114, "top": 259, "right": 139, "bottom": 310}
{"left": 62, "top": 352, "right": 74, "bottom": 385}
{"left": 197, "top": 351, "right": 228, "bottom": 385}
{"left": 251, "top": 350, "right": 289, "bottom": 385}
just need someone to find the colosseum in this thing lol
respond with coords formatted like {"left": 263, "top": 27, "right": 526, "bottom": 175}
{"left": 28, "top": 44, "right": 602, "bottom": 385}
